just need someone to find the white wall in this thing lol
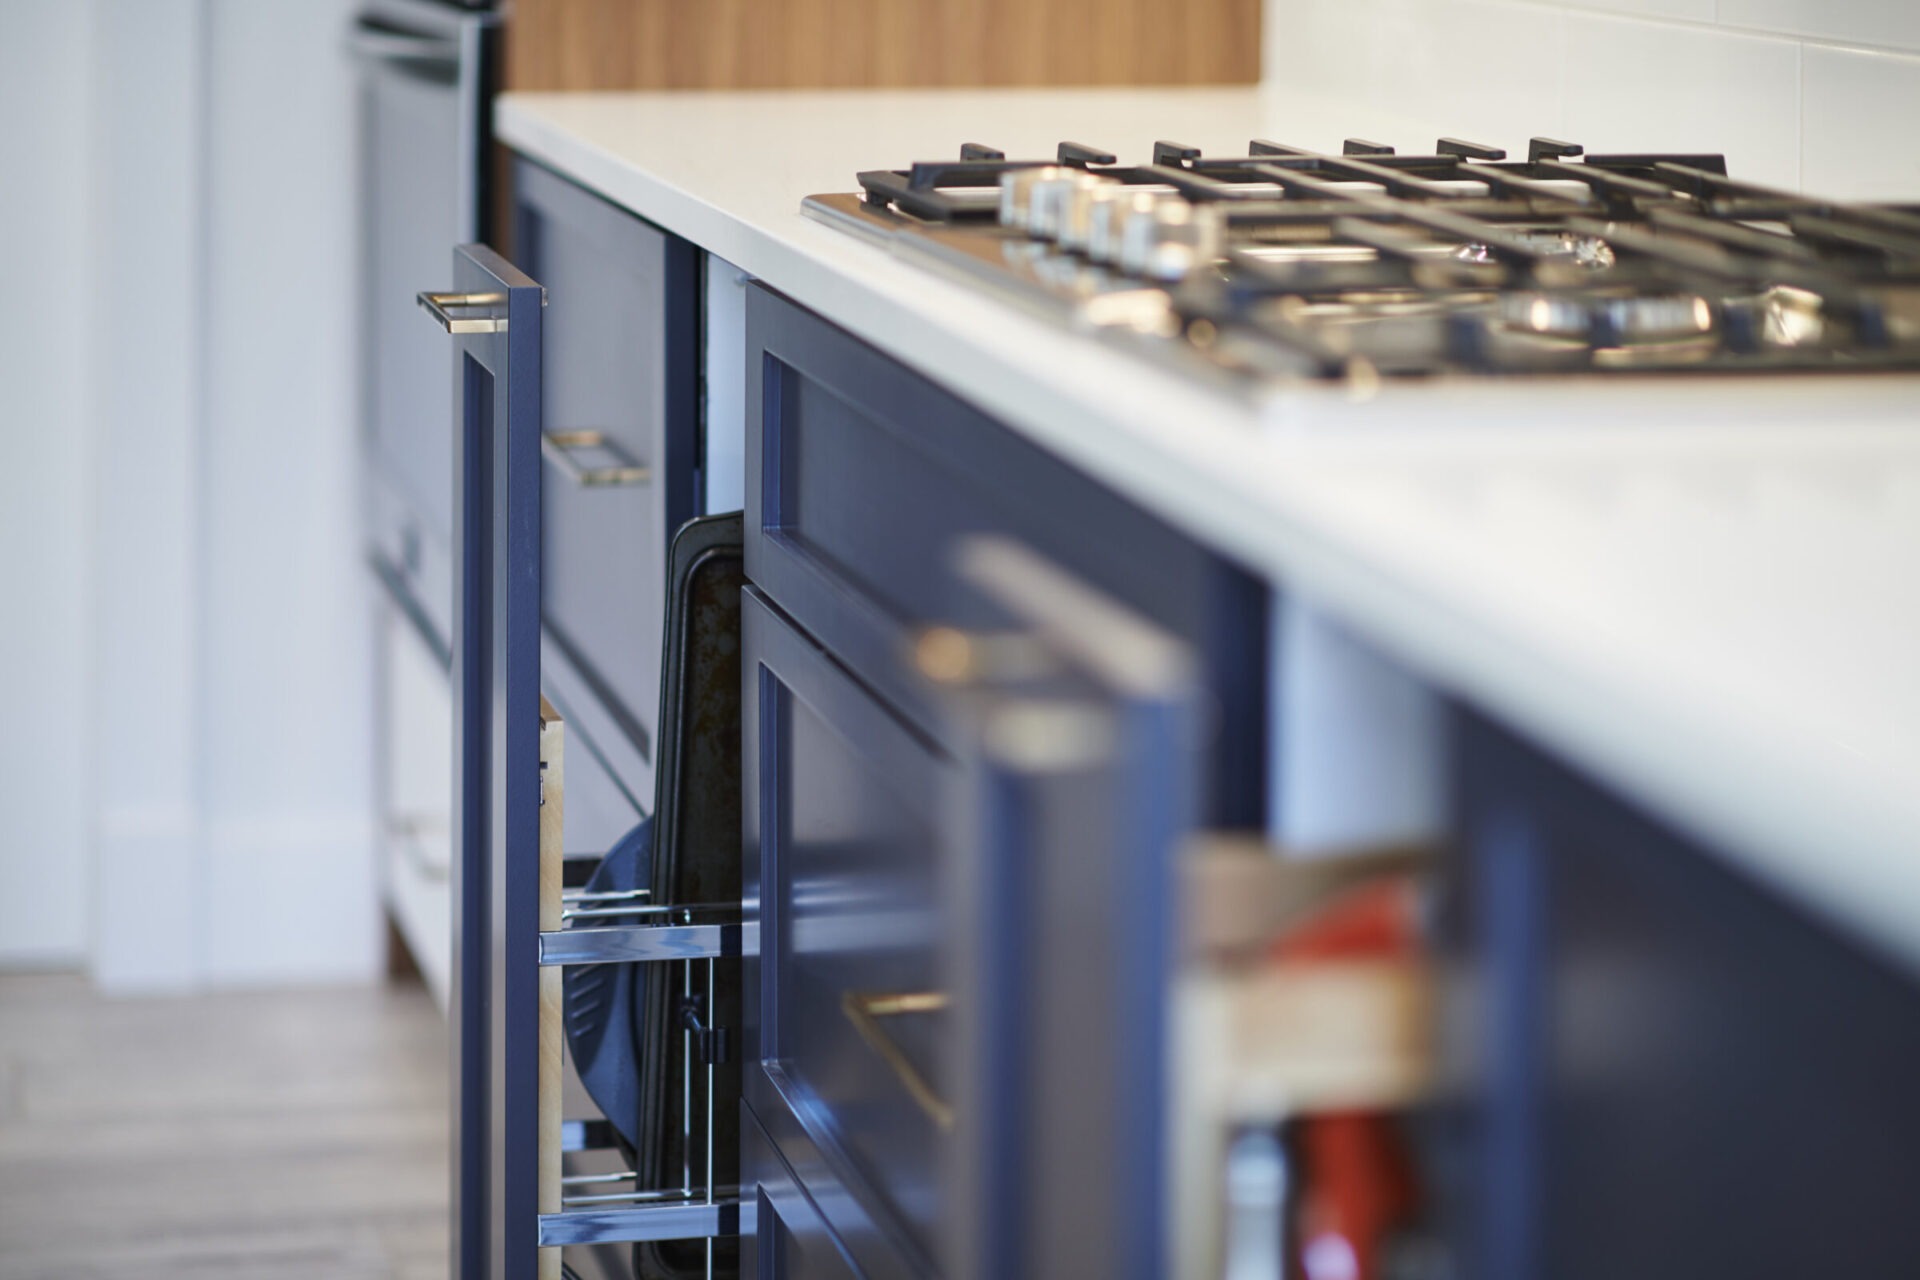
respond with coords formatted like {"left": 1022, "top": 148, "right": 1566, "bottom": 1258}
{"left": 197, "top": 0, "right": 376, "bottom": 987}
{"left": 0, "top": 1, "right": 96, "bottom": 967}
{"left": 1262, "top": 0, "right": 1920, "bottom": 198}
{"left": 88, "top": 0, "right": 210, "bottom": 991}
{"left": 3, "top": 0, "right": 377, "bottom": 990}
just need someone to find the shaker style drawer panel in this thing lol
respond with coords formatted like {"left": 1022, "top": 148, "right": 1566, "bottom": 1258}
{"left": 743, "top": 588, "right": 950, "bottom": 1278}
{"left": 745, "top": 283, "right": 1266, "bottom": 826}
{"left": 512, "top": 157, "right": 700, "bottom": 768}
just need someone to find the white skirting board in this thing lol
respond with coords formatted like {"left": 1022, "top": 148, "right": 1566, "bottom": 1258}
{"left": 92, "top": 810, "right": 203, "bottom": 994}
{"left": 201, "top": 818, "right": 383, "bottom": 989}
{"left": 94, "top": 812, "right": 382, "bottom": 994}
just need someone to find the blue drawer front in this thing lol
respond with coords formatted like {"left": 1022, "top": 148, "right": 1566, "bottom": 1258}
{"left": 513, "top": 157, "right": 701, "bottom": 771}
{"left": 742, "top": 587, "right": 949, "bottom": 1278}
{"left": 744, "top": 282, "right": 1266, "bottom": 828}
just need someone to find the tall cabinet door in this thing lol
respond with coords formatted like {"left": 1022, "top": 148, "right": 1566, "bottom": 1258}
{"left": 936, "top": 535, "right": 1203, "bottom": 1280}
{"left": 425, "top": 245, "right": 544, "bottom": 1280}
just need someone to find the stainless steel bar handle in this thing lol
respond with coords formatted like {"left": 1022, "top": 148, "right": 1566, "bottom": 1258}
{"left": 561, "top": 1170, "right": 640, "bottom": 1186}
{"left": 559, "top": 899, "right": 734, "bottom": 922}
{"left": 537, "top": 920, "right": 757, "bottom": 967}
{"left": 541, "top": 430, "right": 652, "bottom": 488}
{"left": 537, "top": 1197, "right": 755, "bottom": 1248}
{"left": 417, "top": 290, "right": 506, "bottom": 334}
{"left": 563, "top": 1182, "right": 743, "bottom": 1207}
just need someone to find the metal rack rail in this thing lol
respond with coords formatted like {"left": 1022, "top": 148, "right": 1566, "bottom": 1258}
{"left": 538, "top": 910, "right": 754, "bottom": 1259}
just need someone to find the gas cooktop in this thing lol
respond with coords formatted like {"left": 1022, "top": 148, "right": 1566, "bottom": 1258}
{"left": 803, "top": 135, "right": 1920, "bottom": 384}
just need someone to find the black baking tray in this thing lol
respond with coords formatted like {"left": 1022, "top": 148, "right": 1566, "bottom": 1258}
{"left": 634, "top": 512, "right": 745, "bottom": 1279}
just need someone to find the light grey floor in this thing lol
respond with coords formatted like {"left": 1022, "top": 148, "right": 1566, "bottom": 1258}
{"left": 0, "top": 972, "right": 449, "bottom": 1280}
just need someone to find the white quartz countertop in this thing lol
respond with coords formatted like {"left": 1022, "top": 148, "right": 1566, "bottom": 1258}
{"left": 498, "top": 88, "right": 1920, "bottom": 974}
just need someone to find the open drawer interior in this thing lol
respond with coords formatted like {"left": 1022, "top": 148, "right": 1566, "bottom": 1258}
{"left": 1172, "top": 838, "right": 1441, "bottom": 1280}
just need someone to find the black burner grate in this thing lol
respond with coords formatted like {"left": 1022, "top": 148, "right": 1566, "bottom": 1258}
{"left": 827, "top": 134, "right": 1920, "bottom": 378}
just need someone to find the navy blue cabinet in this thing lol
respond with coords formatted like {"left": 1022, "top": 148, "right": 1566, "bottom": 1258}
{"left": 1447, "top": 710, "right": 1920, "bottom": 1280}
{"left": 743, "top": 283, "right": 1266, "bottom": 831}
{"left": 438, "top": 232, "right": 700, "bottom": 1279}
{"left": 449, "top": 158, "right": 1920, "bottom": 1280}
{"left": 740, "top": 559, "right": 1208, "bottom": 1280}
{"left": 741, "top": 588, "right": 951, "bottom": 1279}
{"left": 739, "top": 288, "right": 1241, "bottom": 1280}
{"left": 434, "top": 246, "right": 545, "bottom": 1280}
{"left": 436, "top": 161, "right": 711, "bottom": 1280}
{"left": 513, "top": 157, "right": 703, "bottom": 806}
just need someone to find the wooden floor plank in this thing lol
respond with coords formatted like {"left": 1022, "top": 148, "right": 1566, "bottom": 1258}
{"left": 0, "top": 972, "right": 448, "bottom": 1279}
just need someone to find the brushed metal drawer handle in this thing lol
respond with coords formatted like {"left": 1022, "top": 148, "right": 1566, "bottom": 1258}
{"left": 841, "top": 990, "right": 953, "bottom": 1131}
{"left": 541, "top": 430, "right": 653, "bottom": 488}
{"left": 416, "top": 290, "right": 506, "bottom": 334}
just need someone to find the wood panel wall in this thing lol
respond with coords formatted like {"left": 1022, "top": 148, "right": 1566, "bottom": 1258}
{"left": 504, "top": 0, "right": 1263, "bottom": 91}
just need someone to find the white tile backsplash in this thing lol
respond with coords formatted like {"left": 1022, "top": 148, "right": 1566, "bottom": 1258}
{"left": 1262, "top": 0, "right": 1385, "bottom": 123}
{"left": 1802, "top": 44, "right": 1920, "bottom": 199}
{"left": 1561, "top": 10, "right": 1801, "bottom": 188}
{"left": 1383, "top": 0, "right": 1568, "bottom": 147}
{"left": 1263, "top": 0, "right": 1565, "bottom": 154}
{"left": 1718, "top": 0, "right": 1920, "bottom": 55}
{"left": 1560, "top": 0, "right": 1715, "bottom": 23}
{"left": 1263, "top": 0, "right": 1920, "bottom": 198}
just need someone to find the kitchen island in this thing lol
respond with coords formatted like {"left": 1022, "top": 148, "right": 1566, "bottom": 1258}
{"left": 464, "top": 86, "right": 1920, "bottom": 1280}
